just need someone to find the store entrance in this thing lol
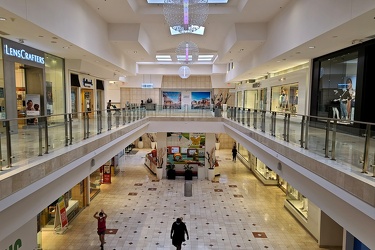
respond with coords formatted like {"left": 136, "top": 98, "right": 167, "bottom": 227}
{"left": 81, "top": 89, "right": 94, "bottom": 117}
{"left": 15, "top": 63, "right": 44, "bottom": 126}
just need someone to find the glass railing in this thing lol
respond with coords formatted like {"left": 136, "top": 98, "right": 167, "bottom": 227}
{"left": 1, "top": 104, "right": 374, "bottom": 183}
{"left": 225, "top": 106, "right": 375, "bottom": 179}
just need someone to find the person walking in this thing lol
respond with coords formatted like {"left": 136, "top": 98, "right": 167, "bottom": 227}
{"left": 170, "top": 217, "right": 189, "bottom": 250}
{"left": 94, "top": 209, "right": 107, "bottom": 249}
{"left": 232, "top": 145, "right": 237, "bottom": 162}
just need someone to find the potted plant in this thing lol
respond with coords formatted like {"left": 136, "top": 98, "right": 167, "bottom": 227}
{"left": 156, "top": 147, "right": 166, "bottom": 180}
{"left": 184, "top": 163, "right": 193, "bottom": 180}
{"left": 166, "top": 164, "right": 176, "bottom": 180}
{"left": 138, "top": 136, "right": 144, "bottom": 149}
{"left": 215, "top": 134, "right": 220, "bottom": 150}
{"left": 206, "top": 147, "right": 216, "bottom": 181}
{"left": 147, "top": 133, "right": 157, "bottom": 149}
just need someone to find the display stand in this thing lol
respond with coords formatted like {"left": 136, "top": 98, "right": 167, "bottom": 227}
{"left": 54, "top": 197, "right": 69, "bottom": 234}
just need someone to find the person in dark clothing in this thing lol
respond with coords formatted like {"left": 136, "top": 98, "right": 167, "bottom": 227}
{"left": 94, "top": 209, "right": 107, "bottom": 249}
{"left": 232, "top": 145, "right": 237, "bottom": 162}
{"left": 170, "top": 217, "right": 189, "bottom": 250}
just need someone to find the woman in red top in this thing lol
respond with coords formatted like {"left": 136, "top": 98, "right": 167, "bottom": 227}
{"left": 93, "top": 209, "right": 107, "bottom": 248}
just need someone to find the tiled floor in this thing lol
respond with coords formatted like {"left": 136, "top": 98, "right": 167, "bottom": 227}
{"left": 41, "top": 149, "right": 334, "bottom": 250}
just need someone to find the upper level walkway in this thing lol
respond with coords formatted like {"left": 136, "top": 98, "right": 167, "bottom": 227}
{"left": 1, "top": 106, "right": 375, "bottom": 248}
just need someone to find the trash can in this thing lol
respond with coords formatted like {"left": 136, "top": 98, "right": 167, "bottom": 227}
{"left": 184, "top": 181, "right": 192, "bottom": 197}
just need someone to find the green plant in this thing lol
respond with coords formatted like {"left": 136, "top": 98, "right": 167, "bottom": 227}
{"left": 166, "top": 164, "right": 175, "bottom": 171}
{"left": 184, "top": 163, "right": 193, "bottom": 171}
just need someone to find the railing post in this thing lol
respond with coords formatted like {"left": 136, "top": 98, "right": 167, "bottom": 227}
{"left": 304, "top": 116, "right": 309, "bottom": 150}
{"left": 283, "top": 113, "right": 287, "bottom": 141}
{"left": 64, "top": 114, "right": 69, "bottom": 146}
{"left": 115, "top": 109, "right": 120, "bottom": 128}
{"left": 253, "top": 110, "right": 257, "bottom": 129}
{"left": 261, "top": 110, "right": 266, "bottom": 132}
{"left": 44, "top": 117, "right": 49, "bottom": 154}
{"left": 241, "top": 108, "right": 245, "bottom": 125}
{"left": 5, "top": 120, "right": 12, "bottom": 167}
{"left": 39, "top": 119, "right": 43, "bottom": 156}
{"left": 69, "top": 113, "right": 73, "bottom": 145}
{"left": 331, "top": 119, "right": 337, "bottom": 161}
{"left": 362, "top": 124, "right": 371, "bottom": 173}
{"left": 286, "top": 113, "right": 290, "bottom": 142}
{"left": 300, "top": 116, "right": 305, "bottom": 148}
{"left": 247, "top": 109, "right": 251, "bottom": 127}
{"left": 272, "top": 112, "right": 276, "bottom": 136}
{"left": 233, "top": 107, "right": 236, "bottom": 121}
{"left": 83, "top": 112, "right": 87, "bottom": 138}
{"left": 324, "top": 119, "right": 330, "bottom": 158}
{"left": 87, "top": 111, "right": 90, "bottom": 138}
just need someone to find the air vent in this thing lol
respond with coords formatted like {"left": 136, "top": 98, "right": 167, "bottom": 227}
{"left": 0, "top": 30, "right": 9, "bottom": 35}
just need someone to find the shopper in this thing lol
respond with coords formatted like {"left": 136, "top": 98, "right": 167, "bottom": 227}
{"left": 93, "top": 209, "right": 107, "bottom": 249}
{"left": 232, "top": 145, "right": 238, "bottom": 162}
{"left": 170, "top": 217, "right": 189, "bottom": 250}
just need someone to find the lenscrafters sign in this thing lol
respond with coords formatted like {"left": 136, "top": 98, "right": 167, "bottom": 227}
{"left": 2, "top": 38, "right": 45, "bottom": 66}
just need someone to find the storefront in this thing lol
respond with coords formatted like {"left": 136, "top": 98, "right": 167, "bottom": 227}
{"left": 270, "top": 83, "right": 299, "bottom": 114}
{"left": 70, "top": 72, "right": 105, "bottom": 116}
{"left": 311, "top": 38, "right": 375, "bottom": 125}
{"left": 1, "top": 38, "right": 65, "bottom": 132}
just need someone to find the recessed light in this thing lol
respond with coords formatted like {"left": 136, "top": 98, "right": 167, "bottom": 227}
{"left": 309, "top": 46, "right": 315, "bottom": 49}
{"left": 63, "top": 46, "right": 69, "bottom": 49}
{"left": 0, "top": 17, "right": 7, "bottom": 21}
{"left": 52, "top": 37, "right": 58, "bottom": 40}
{"left": 51, "top": 41, "right": 57, "bottom": 43}
{"left": 38, "top": 35, "right": 44, "bottom": 38}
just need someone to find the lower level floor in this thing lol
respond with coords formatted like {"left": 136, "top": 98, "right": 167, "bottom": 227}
{"left": 40, "top": 149, "right": 338, "bottom": 250}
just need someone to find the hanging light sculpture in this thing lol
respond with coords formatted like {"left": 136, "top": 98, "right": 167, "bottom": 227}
{"left": 163, "top": 0, "right": 209, "bottom": 34}
{"left": 178, "top": 66, "right": 191, "bottom": 79}
{"left": 176, "top": 41, "right": 199, "bottom": 64}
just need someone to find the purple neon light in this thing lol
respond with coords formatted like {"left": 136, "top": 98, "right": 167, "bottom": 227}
{"left": 184, "top": 0, "right": 189, "bottom": 29}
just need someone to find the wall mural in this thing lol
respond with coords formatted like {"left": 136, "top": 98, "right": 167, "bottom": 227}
{"left": 191, "top": 91, "right": 211, "bottom": 109}
{"left": 162, "top": 91, "right": 181, "bottom": 109}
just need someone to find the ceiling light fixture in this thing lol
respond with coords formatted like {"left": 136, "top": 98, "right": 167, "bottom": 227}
{"left": 164, "top": 0, "right": 209, "bottom": 34}
{"left": 176, "top": 41, "right": 199, "bottom": 64}
{"left": 178, "top": 66, "right": 191, "bottom": 79}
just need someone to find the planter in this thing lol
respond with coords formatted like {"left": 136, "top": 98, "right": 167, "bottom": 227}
{"left": 138, "top": 141, "right": 144, "bottom": 149}
{"left": 215, "top": 142, "right": 220, "bottom": 150}
{"left": 167, "top": 169, "right": 176, "bottom": 180}
{"left": 151, "top": 141, "right": 157, "bottom": 149}
{"left": 208, "top": 168, "right": 215, "bottom": 181}
{"left": 156, "top": 167, "right": 163, "bottom": 180}
{"left": 185, "top": 170, "right": 193, "bottom": 180}
{"left": 222, "top": 104, "right": 228, "bottom": 112}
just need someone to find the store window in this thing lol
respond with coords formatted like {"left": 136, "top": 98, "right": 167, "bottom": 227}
{"left": 244, "top": 90, "right": 257, "bottom": 109}
{"left": 236, "top": 91, "right": 243, "bottom": 108}
{"left": 238, "top": 144, "right": 249, "bottom": 162}
{"left": 256, "top": 161, "right": 277, "bottom": 181}
{"left": 45, "top": 54, "right": 65, "bottom": 115}
{"left": 271, "top": 83, "right": 298, "bottom": 114}
{"left": 286, "top": 184, "right": 308, "bottom": 218}
{"left": 317, "top": 51, "right": 358, "bottom": 122}
{"left": 0, "top": 47, "right": 4, "bottom": 119}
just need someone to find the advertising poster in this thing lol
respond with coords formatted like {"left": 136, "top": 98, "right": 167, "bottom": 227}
{"left": 56, "top": 196, "right": 68, "bottom": 229}
{"left": 191, "top": 92, "right": 211, "bottom": 109}
{"left": 25, "top": 94, "right": 40, "bottom": 116}
{"left": 162, "top": 91, "right": 181, "bottom": 109}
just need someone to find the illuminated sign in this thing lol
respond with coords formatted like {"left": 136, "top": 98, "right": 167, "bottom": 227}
{"left": 82, "top": 78, "right": 93, "bottom": 87}
{"left": 3, "top": 44, "right": 44, "bottom": 64}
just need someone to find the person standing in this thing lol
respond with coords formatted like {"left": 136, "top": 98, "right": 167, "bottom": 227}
{"left": 170, "top": 217, "right": 189, "bottom": 250}
{"left": 106, "top": 100, "right": 112, "bottom": 130}
{"left": 94, "top": 209, "right": 107, "bottom": 249}
{"left": 232, "top": 145, "right": 237, "bottom": 162}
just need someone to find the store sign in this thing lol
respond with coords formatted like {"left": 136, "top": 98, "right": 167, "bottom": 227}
{"left": 141, "top": 83, "right": 153, "bottom": 88}
{"left": 3, "top": 44, "right": 45, "bottom": 64}
{"left": 82, "top": 78, "right": 93, "bottom": 87}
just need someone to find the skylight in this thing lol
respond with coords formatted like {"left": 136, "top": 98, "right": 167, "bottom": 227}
{"left": 147, "top": 0, "right": 228, "bottom": 3}
{"left": 156, "top": 55, "right": 172, "bottom": 62}
{"left": 198, "top": 55, "right": 215, "bottom": 62}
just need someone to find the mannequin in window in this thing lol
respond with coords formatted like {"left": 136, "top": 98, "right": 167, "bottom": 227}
{"left": 346, "top": 78, "right": 355, "bottom": 120}
{"left": 279, "top": 88, "right": 288, "bottom": 110}
{"left": 339, "top": 80, "right": 351, "bottom": 120}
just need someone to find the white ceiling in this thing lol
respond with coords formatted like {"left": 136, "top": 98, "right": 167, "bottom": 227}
{"left": 0, "top": 0, "right": 374, "bottom": 83}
